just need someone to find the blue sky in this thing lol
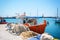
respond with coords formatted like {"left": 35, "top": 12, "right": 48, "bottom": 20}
{"left": 0, "top": 0, "right": 60, "bottom": 17}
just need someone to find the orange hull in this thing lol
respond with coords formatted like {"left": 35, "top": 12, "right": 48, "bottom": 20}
{"left": 25, "top": 20, "right": 47, "bottom": 34}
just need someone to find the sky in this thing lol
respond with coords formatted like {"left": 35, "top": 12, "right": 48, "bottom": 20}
{"left": 0, "top": 0, "right": 60, "bottom": 17}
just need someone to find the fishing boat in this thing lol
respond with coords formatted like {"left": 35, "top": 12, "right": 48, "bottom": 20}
{"left": 0, "top": 17, "right": 7, "bottom": 24}
{"left": 16, "top": 12, "right": 47, "bottom": 34}
{"left": 24, "top": 19, "right": 47, "bottom": 34}
{"left": 55, "top": 8, "right": 60, "bottom": 23}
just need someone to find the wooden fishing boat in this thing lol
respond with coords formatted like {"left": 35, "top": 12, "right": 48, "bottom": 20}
{"left": 16, "top": 12, "right": 47, "bottom": 34}
{"left": 24, "top": 20, "right": 47, "bottom": 34}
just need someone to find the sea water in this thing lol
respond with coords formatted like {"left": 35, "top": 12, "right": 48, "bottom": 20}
{"left": 5, "top": 18, "right": 60, "bottom": 39}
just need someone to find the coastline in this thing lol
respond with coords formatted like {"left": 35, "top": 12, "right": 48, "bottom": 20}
{"left": 1, "top": 16, "right": 57, "bottom": 19}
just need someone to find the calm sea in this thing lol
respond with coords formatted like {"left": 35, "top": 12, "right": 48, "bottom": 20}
{"left": 5, "top": 18, "right": 60, "bottom": 38}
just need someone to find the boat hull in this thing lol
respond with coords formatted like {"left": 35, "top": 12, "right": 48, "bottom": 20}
{"left": 29, "top": 24, "right": 46, "bottom": 34}
{"left": 0, "top": 22, "right": 7, "bottom": 24}
{"left": 25, "top": 20, "right": 47, "bottom": 34}
{"left": 55, "top": 20, "right": 60, "bottom": 23}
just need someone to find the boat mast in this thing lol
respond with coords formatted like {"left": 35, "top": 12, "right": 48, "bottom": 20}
{"left": 42, "top": 13, "right": 44, "bottom": 18}
{"left": 30, "top": 12, "right": 31, "bottom": 17}
{"left": 37, "top": 8, "right": 38, "bottom": 17}
{"left": 57, "top": 8, "right": 58, "bottom": 18}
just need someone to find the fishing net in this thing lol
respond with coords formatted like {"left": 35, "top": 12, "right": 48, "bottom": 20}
{"left": 19, "top": 31, "right": 38, "bottom": 39}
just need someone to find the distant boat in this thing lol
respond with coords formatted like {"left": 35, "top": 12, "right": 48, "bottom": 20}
{"left": 55, "top": 18, "right": 60, "bottom": 23}
{"left": 55, "top": 8, "right": 60, "bottom": 23}
{"left": 16, "top": 12, "right": 26, "bottom": 19}
{"left": 0, "top": 17, "right": 7, "bottom": 24}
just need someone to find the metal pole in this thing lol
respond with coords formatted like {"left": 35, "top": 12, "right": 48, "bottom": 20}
{"left": 57, "top": 8, "right": 58, "bottom": 18}
{"left": 37, "top": 8, "right": 38, "bottom": 17}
